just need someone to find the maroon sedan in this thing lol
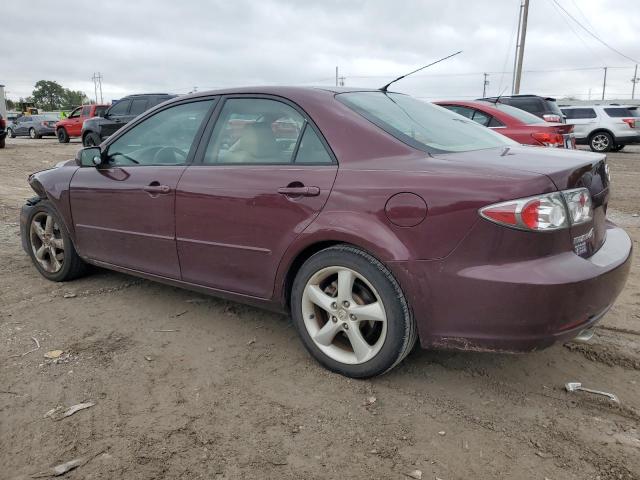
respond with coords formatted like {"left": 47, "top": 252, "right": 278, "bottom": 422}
{"left": 436, "top": 100, "right": 576, "bottom": 148}
{"left": 21, "top": 87, "right": 631, "bottom": 378}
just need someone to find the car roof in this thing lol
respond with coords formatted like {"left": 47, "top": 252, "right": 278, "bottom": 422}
{"left": 169, "top": 86, "right": 389, "bottom": 102}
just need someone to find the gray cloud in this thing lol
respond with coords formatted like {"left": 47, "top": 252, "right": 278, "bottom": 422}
{"left": 2, "top": 0, "right": 639, "bottom": 103}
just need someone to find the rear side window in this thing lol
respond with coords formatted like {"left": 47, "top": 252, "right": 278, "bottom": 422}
{"left": 94, "top": 106, "right": 108, "bottom": 117}
{"left": 295, "top": 125, "right": 333, "bottom": 164}
{"left": 604, "top": 108, "right": 633, "bottom": 118}
{"left": 81, "top": 106, "right": 91, "bottom": 116}
{"left": 203, "top": 98, "right": 305, "bottom": 165}
{"left": 129, "top": 98, "right": 149, "bottom": 117}
{"left": 563, "top": 108, "right": 597, "bottom": 119}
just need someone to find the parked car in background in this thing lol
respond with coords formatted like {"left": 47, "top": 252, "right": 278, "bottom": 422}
{"left": 20, "top": 87, "right": 631, "bottom": 378}
{"left": 55, "top": 104, "right": 109, "bottom": 143}
{"left": 6, "top": 114, "right": 58, "bottom": 139}
{"left": 560, "top": 105, "right": 639, "bottom": 152}
{"left": 81, "top": 93, "right": 176, "bottom": 146}
{"left": 436, "top": 100, "right": 575, "bottom": 148}
{"left": 0, "top": 113, "right": 6, "bottom": 148}
{"left": 478, "top": 95, "right": 565, "bottom": 123}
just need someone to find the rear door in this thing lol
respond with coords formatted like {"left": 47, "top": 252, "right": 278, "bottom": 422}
{"left": 70, "top": 98, "right": 216, "bottom": 278}
{"left": 562, "top": 108, "right": 598, "bottom": 139}
{"left": 176, "top": 96, "right": 338, "bottom": 298}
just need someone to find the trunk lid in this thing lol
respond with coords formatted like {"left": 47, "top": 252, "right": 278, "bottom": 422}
{"left": 436, "top": 145, "right": 609, "bottom": 257}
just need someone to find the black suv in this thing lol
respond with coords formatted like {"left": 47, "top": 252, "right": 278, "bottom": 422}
{"left": 81, "top": 93, "right": 176, "bottom": 146}
{"left": 477, "top": 94, "right": 565, "bottom": 123}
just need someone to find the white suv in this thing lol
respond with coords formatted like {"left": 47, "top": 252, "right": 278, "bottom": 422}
{"left": 560, "top": 105, "right": 639, "bottom": 152}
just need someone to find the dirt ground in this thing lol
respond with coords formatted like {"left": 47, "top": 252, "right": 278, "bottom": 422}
{"left": 1, "top": 137, "right": 639, "bottom": 480}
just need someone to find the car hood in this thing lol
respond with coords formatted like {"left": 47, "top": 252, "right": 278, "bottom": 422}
{"left": 435, "top": 145, "right": 607, "bottom": 191}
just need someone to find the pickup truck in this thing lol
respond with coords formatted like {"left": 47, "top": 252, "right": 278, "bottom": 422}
{"left": 56, "top": 104, "right": 109, "bottom": 143}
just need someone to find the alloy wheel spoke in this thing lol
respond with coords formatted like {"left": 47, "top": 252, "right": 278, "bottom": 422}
{"left": 44, "top": 215, "right": 53, "bottom": 235}
{"left": 35, "top": 245, "right": 47, "bottom": 260}
{"left": 49, "top": 248, "right": 62, "bottom": 271}
{"left": 345, "top": 326, "right": 373, "bottom": 362}
{"left": 337, "top": 269, "right": 355, "bottom": 303}
{"left": 32, "top": 222, "right": 45, "bottom": 240}
{"left": 306, "top": 285, "right": 336, "bottom": 313}
{"left": 350, "top": 301, "right": 386, "bottom": 323}
{"left": 313, "top": 320, "right": 342, "bottom": 346}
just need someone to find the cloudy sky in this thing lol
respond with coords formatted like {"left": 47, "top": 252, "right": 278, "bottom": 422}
{"left": 2, "top": 0, "right": 639, "bottom": 103}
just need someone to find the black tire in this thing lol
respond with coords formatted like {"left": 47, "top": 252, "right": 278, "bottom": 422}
{"left": 25, "top": 200, "right": 88, "bottom": 282}
{"left": 589, "top": 131, "right": 613, "bottom": 152}
{"left": 29, "top": 128, "right": 41, "bottom": 139}
{"left": 83, "top": 132, "right": 101, "bottom": 147}
{"left": 291, "top": 245, "right": 417, "bottom": 378}
{"left": 612, "top": 145, "right": 625, "bottom": 152}
{"left": 7, "top": 128, "right": 15, "bottom": 138}
{"left": 0, "top": 137, "right": 5, "bottom": 149}
{"left": 57, "top": 128, "right": 70, "bottom": 143}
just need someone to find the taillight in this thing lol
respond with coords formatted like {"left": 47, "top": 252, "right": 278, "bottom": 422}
{"left": 0, "top": 118, "right": 6, "bottom": 128}
{"left": 542, "top": 114, "right": 561, "bottom": 122}
{"left": 531, "top": 132, "right": 564, "bottom": 147}
{"left": 479, "top": 188, "right": 592, "bottom": 232}
{"left": 622, "top": 118, "right": 636, "bottom": 128}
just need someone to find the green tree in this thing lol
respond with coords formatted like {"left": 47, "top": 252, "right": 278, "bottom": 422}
{"left": 62, "top": 89, "right": 89, "bottom": 108}
{"left": 31, "top": 80, "right": 66, "bottom": 110}
{"left": 6, "top": 98, "right": 15, "bottom": 110}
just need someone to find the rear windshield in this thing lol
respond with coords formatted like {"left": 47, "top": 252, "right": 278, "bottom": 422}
{"left": 604, "top": 107, "right": 634, "bottom": 118}
{"left": 478, "top": 101, "right": 542, "bottom": 124}
{"left": 337, "top": 92, "right": 514, "bottom": 154}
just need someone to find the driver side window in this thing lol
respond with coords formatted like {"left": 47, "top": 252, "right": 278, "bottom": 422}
{"left": 69, "top": 108, "right": 82, "bottom": 119}
{"left": 106, "top": 100, "right": 214, "bottom": 167}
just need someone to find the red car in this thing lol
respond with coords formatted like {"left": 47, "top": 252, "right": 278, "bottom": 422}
{"left": 55, "top": 104, "right": 109, "bottom": 143}
{"left": 21, "top": 87, "right": 631, "bottom": 378}
{"left": 436, "top": 100, "right": 575, "bottom": 148}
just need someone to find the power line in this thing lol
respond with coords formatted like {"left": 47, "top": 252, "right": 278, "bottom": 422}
{"left": 551, "top": 0, "right": 640, "bottom": 64}
{"left": 547, "top": 0, "right": 603, "bottom": 63}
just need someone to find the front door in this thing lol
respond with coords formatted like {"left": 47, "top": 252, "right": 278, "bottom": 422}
{"left": 66, "top": 107, "right": 83, "bottom": 136}
{"left": 176, "top": 97, "right": 338, "bottom": 298}
{"left": 101, "top": 98, "right": 132, "bottom": 138}
{"left": 70, "top": 99, "right": 216, "bottom": 278}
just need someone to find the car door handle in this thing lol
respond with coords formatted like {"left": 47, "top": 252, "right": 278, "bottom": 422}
{"left": 143, "top": 184, "right": 171, "bottom": 194}
{"left": 277, "top": 186, "right": 320, "bottom": 197}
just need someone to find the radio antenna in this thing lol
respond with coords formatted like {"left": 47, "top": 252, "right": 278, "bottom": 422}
{"left": 380, "top": 50, "right": 463, "bottom": 92}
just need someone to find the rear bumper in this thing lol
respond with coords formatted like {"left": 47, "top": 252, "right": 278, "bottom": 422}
{"left": 389, "top": 223, "right": 632, "bottom": 352}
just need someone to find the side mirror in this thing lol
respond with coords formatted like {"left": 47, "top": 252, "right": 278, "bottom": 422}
{"left": 76, "top": 147, "right": 104, "bottom": 167}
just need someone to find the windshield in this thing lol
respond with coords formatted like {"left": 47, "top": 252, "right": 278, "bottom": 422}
{"left": 337, "top": 92, "right": 514, "bottom": 154}
{"left": 478, "top": 101, "right": 543, "bottom": 124}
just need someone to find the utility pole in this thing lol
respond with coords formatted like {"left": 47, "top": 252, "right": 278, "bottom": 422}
{"left": 92, "top": 72, "right": 104, "bottom": 103}
{"left": 511, "top": 0, "right": 524, "bottom": 94}
{"left": 335, "top": 66, "right": 339, "bottom": 87}
{"left": 514, "top": 0, "right": 530, "bottom": 94}
{"left": 602, "top": 67, "right": 608, "bottom": 100}
{"left": 482, "top": 73, "right": 490, "bottom": 97}
{"left": 632, "top": 64, "right": 639, "bottom": 100}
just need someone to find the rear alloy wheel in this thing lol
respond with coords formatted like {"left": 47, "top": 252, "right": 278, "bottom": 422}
{"left": 7, "top": 127, "right": 15, "bottom": 138}
{"left": 29, "top": 128, "right": 41, "bottom": 139}
{"left": 590, "top": 132, "right": 613, "bottom": 152}
{"left": 57, "top": 128, "right": 70, "bottom": 143}
{"left": 291, "top": 245, "right": 416, "bottom": 378}
{"left": 27, "top": 202, "right": 87, "bottom": 282}
{"left": 83, "top": 132, "right": 101, "bottom": 147}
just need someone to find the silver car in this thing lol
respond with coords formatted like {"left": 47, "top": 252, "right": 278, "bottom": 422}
{"left": 6, "top": 114, "right": 58, "bottom": 139}
{"left": 561, "top": 105, "right": 639, "bottom": 152}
